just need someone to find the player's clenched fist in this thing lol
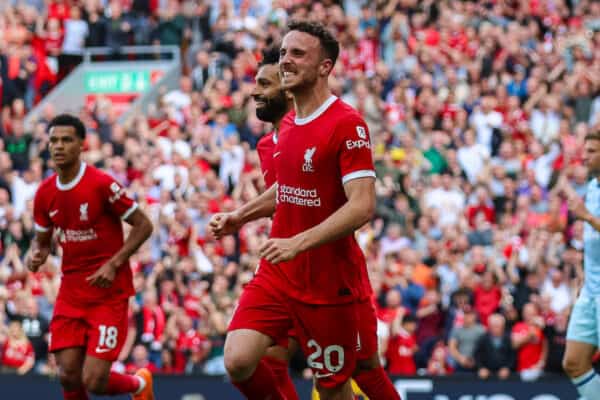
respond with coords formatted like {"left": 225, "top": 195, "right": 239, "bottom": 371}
{"left": 26, "top": 247, "right": 50, "bottom": 272}
{"left": 208, "top": 212, "right": 242, "bottom": 239}
{"left": 260, "top": 237, "right": 303, "bottom": 264}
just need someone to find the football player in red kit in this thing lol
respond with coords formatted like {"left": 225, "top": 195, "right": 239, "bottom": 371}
{"left": 28, "top": 114, "right": 154, "bottom": 400}
{"left": 210, "top": 21, "right": 400, "bottom": 400}
{"left": 253, "top": 45, "right": 300, "bottom": 400}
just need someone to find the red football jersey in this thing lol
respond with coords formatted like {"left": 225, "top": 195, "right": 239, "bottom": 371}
{"left": 257, "top": 131, "right": 278, "bottom": 188}
{"left": 512, "top": 322, "right": 545, "bottom": 371}
{"left": 386, "top": 331, "right": 417, "bottom": 375}
{"left": 33, "top": 163, "right": 137, "bottom": 305}
{"left": 260, "top": 96, "right": 375, "bottom": 304}
{"left": 1, "top": 338, "right": 34, "bottom": 368}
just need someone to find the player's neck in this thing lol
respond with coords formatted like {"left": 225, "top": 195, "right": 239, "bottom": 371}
{"left": 292, "top": 83, "right": 332, "bottom": 119}
{"left": 57, "top": 160, "right": 83, "bottom": 185}
{"left": 273, "top": 103, "right": 293, "bottom": 131}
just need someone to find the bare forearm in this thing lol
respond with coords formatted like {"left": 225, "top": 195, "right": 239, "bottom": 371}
{"left": 295, "top": 199, "right": 373, "bottom": 253}
{"left": 234, "top": 184, "right": 277, "bottom": 225}
{"left": 32, "top": 231, "right": 52, "bottom": 252}
{"left": 112, "top": 215, "right": 153, "bottom": 267}
{"left": 448, "top": 341, "right": 461, "bottom": 360}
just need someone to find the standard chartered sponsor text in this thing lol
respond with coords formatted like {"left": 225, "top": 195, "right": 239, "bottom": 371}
{"left": 278, "top": 185, "right": 321, "bottom": 207}
{"left": 63, "top": 228, "right": 98, "bottom": 242}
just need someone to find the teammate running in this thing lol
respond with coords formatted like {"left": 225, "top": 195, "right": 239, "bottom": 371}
{"left": 28, "top": 114, "right": 154, "bottom": 400}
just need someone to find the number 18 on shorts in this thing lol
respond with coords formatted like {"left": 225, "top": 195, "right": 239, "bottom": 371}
{"left": 49, "top": 299, "right": 128, "bottom": 361}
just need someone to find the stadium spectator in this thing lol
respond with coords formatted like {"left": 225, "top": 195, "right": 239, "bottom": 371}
{"left": 474, "top": 313, "right": 514, "bottom": 380}
{"left": 385, "top": 313, "right": 418, "bottom": 376}
{"left": 448, "top": 306, "right": 485, "bottom": 373}
{"left": 544, "top": 311, "right": 569, "bottom": 375}
{"left": 125, "top": 344, "right": 158, "bottom": 374}
{"left": 6, "top": 295, "right": 49, "bottom": 373}
{"left": 0, "top": 320, "right": 35, "bottom": 375}
{"left": 512, "top": 302, "right": 548, "bottom": 382}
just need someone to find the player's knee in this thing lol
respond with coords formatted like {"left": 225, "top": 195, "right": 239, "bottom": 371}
{"left": 58, "top": 370, "right": 82, "bottom": 391}
{"left": 562, "top": 354, "right": 588, "bottom": 378}
{"left": 224, "top": 349, "right": 258, "bottom": 381}
{"left": 82, "top": 371, "right": 108, "bottom": 394}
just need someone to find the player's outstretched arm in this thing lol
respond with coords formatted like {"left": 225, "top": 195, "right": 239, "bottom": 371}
{"left": 209, "top": 183, "right": 277, "bottom": 239}
{"left": 87, "top": 208, "right": 153, "bottom": 288}
{"left": 260, "top": 177, "right": 375, "bottom": 263}
{"left": 26, "top": 229, "right": 52, "bottom": 273}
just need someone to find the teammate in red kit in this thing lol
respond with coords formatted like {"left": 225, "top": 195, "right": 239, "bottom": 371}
{"left": 255, "top": 46, "right": 290, "bottom": 190}
{"left": 210, "top": 21, "right": 400, "bottom": 400}
{"left": 253, "top": 45, "right": 300, "bottom": 400}
{"left": 27, "top": 114, "right": 154, "bottom": 400}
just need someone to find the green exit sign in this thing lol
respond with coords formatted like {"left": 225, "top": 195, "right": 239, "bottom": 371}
{"left": 85, "top": 71, "right": 150, "bottom": 93}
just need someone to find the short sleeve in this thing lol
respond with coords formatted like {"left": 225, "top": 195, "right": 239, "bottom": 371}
{"left": 449, "top": 328, "right": 459, "bottom": 342}
{"left": 100, "top": 175, "right": 138, "bottom": 220}
{"left": 335, "top": 117, "right": 376, "bottom": 185}
{"left": 33, "top": 188, "right": 51, "bottom": 233}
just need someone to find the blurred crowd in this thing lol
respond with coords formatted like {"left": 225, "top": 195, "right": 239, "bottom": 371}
{"left": 0, "top": 0, "right": 600, "bottom": 382}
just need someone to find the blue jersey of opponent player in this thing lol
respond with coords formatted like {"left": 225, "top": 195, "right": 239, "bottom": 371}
{"left": 583, "top": 178, "right": 600, "bottom": 297}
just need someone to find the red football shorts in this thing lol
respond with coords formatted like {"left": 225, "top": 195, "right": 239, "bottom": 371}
{"left": 355, "top": 299, "right": 378, "bottom": 361}
{"left": 49, "top": 298, "right": 128, "bottom": 361}
{"left": 229, "top": 278, "right": 359, "bottom": 388}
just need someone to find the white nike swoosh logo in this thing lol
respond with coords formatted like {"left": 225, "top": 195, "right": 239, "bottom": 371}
{"left": 49, "top": 210, "right": 58, "bottom": 217}
{"left": 273, "top": 152, "right": 281, "bottom": 158}
{"left": 314, "top": 372, "right": 334, "bottom": 379}
{"left": 95, "top": 347, "right": 111, "bottom": 353}
{"left": 263, "top": 170, "right": 268, "bottom": 177}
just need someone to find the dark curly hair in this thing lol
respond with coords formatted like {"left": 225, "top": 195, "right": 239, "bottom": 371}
{"left": 286, "top": 20, "right": 339, "bottom": 66}
{"left": 48, "top": 114, "right": 86, "bottom": 139}
{"left": 259, "top": 44, "right": 281, "bottom": 67}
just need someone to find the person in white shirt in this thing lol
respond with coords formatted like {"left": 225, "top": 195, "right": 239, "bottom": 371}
{"left": 423, "top": 173, "right": 466, "bottom": 227}
{"left": 457, "top": 129, "right": 490, "bottom": 184}
{"left": 530, "top": 96, "right": 561, "bottom": 146}
{"left": 541, "top": 269, "right": 572, "bottom": 314}
{"left": 62, "top": 6, "right": 88, "bottom": 55}
{"left": 469, "top": 96, "right": 503, "bottom": 152}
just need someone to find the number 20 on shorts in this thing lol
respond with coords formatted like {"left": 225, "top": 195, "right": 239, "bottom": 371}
{"left": 307, "top": 339, "right": 345, "bottom": 375}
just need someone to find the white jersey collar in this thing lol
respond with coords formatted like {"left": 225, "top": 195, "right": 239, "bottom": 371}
{"left": 56, "top": 162, "right": 87, "bottom": 191}
{"left": 294, "top": 95, "right": 337, "bottom": 126}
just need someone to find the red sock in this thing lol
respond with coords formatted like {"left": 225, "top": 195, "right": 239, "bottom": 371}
{"left": 105, "top": 371, "right": 141, "bottom": 395}
{"left": 354, "top": 366, "right": 401, "bottom": 400}
{"left": 232, "top": 359, "right": 287, "bottom": 400}
{"left": 63, "top": 388, "right": 89, "bottom": 400}
{"left": 263, "top": 356, "right": 299, "bottom": 400}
